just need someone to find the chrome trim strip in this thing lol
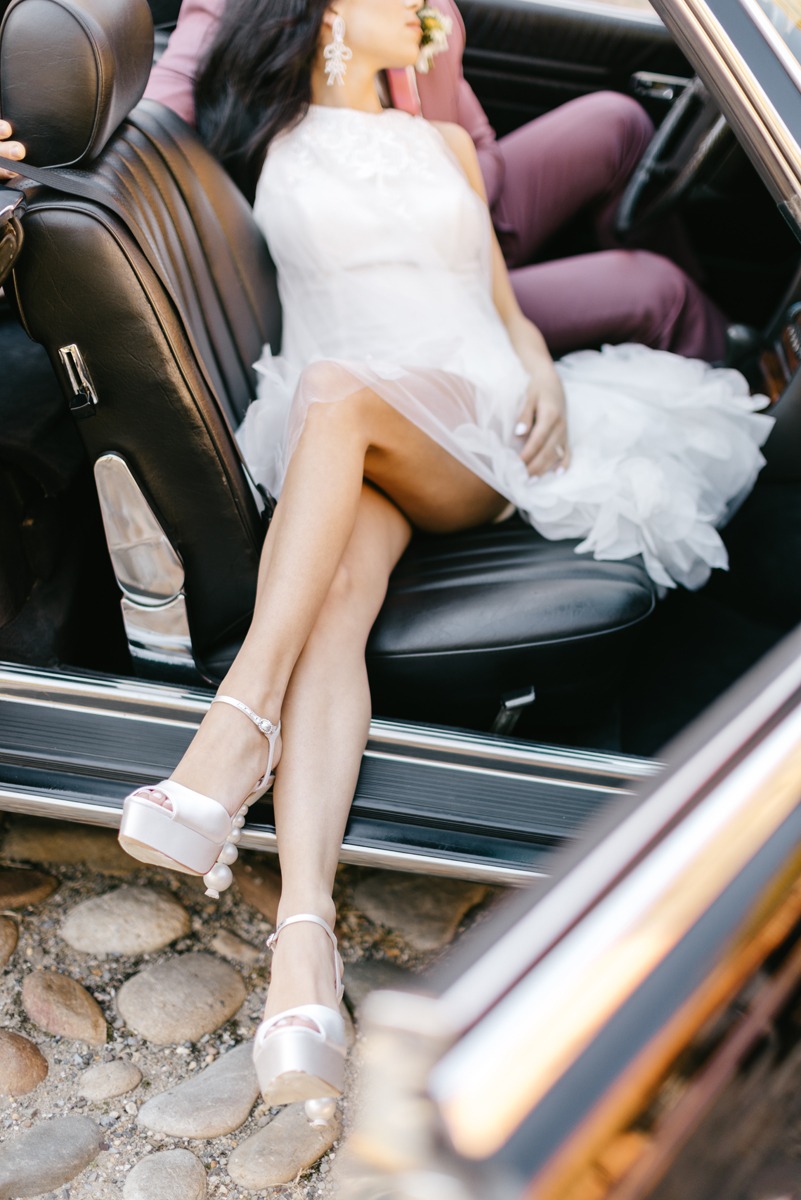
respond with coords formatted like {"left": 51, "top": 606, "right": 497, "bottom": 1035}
{"left": 430, "top": 698, "right": 801, "bottom": 1161}
{"left": 0, "top": 664, "right": 212, "bottom": 717}
{"left": 366, "top": 727, "right": 656, "bottom": 780}
{"left": 0, "top": 663, "right": 653, "bottom": 784}
{"left": 362, "top": 749, "right": 630, "bottom": 796}
{"left": 0, "top": 785, "right": 540, "bottom": 886}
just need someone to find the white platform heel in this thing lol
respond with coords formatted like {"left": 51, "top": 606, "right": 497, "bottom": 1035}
{"left": 118, "top": 694, "right": 281, "bottom": 898}
{"left": 253, "top": 914, "right": 346, "bottom": 1114}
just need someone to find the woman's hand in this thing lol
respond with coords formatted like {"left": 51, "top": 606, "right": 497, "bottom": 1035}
{"left": 431, "top": 123, "right": 571, "bottom": 476}
{"left": 0, "top": 120, "right": 26, "bottom": 180}
{"left": 515, "top": 363, "right": 570, "bottom": 477}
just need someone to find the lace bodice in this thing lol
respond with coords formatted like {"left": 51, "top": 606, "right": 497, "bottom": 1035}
{"left": 252, "top": 105, "right": 510, "bottom": 380}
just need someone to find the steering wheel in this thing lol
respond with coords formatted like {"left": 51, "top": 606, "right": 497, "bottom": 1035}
{"left": 615, "top": 77, "right": 735, "bottom": 240}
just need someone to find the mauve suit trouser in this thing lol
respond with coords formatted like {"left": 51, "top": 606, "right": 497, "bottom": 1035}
{"left": 494, "top": 92, "right": 729, "bottom": 360}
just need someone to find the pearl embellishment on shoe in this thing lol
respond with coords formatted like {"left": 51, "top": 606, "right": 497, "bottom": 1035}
{"left": 203, "top": 861, "right": 234, "bottom": 898}
{"left": 304, "top": 1096, "right": 338, "bottom": 1126}
{"left": 201, "top": 795, "right": 258, "bottom": 896}
{"left": 218, "top": 841, "right": 239, "bottom": 866}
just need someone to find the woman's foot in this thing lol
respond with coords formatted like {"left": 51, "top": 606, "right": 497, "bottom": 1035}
{"left": 253, "top": 912, "right": 347, "bottom": 1108}
{"left": 117, "top": 693, "right": 281, "bottom": 896}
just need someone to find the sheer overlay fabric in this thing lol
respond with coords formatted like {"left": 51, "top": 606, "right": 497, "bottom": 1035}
{"left": 237, "top": 105, "right": 772, "bottom": 589}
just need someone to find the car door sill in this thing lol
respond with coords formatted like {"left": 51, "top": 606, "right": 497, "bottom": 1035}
{"left": 0, "top": 662, "right": 659, "bottom": 886}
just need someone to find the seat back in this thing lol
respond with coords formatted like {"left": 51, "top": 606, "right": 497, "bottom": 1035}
{"left": 1, "top": 0, "right": 280, "bottom": 674}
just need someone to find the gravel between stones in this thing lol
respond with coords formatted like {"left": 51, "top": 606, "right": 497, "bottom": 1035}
{"left": 0, "top": 816, "right": 500, "bottom": 1200}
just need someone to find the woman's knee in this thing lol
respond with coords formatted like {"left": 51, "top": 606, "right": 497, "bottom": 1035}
{"left": 297, "top": 363, "right": 379, "bottom": 440}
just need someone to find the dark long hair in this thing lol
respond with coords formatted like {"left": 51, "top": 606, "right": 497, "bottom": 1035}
{"left": 195, "top": 0, "right": 329, "bottom": 202}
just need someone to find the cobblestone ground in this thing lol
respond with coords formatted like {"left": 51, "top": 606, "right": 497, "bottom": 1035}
{"left": 0, "top": 815, "right": 499, "bottom": 1200}
{"left": 6, "top": 813, "right": 800, "bottom": 1200}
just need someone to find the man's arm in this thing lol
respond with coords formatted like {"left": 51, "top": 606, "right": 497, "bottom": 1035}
{"left": 416, "top": 0, "right": 505, "bottom": 208}
{"left": 454, "top": 81, "right": 504, "bottom": 210}
{"left": 143, "top": 0, "right": 224, "bottom": 126}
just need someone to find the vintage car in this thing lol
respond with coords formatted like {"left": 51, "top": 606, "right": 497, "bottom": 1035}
{"left": 0, "top": 0, "right": 800, "bottom": 1191}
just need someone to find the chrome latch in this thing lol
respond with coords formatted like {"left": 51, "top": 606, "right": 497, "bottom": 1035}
{"left": 491, "top": 685, "right": 536, "bottom": 736}
{"left": 59, "top": 343, "right": 99, "bottom": 418}
{"left": 0, "top": 191, "right": 26, "bottom": 223}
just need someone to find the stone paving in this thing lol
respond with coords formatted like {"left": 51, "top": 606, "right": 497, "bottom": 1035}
{"left": 0, "top": 815, "right": 497, "bottom": 1199}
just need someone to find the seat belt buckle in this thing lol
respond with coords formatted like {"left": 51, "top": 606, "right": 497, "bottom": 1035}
{"left": 0, "top": 189, "right": 26, "bottom": 287}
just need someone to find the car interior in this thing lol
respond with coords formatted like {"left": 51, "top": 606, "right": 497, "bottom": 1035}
{"left": 0, "top": 0, "right": 799, "bottom": 882}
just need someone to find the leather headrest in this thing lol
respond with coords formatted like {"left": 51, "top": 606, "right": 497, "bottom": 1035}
{"left": 0, "top": 0, "right": 154, "bottom": 168}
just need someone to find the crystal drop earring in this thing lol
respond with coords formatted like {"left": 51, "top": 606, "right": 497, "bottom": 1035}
{"left": 324, "top": 13, "right": 352, "bottom": 86}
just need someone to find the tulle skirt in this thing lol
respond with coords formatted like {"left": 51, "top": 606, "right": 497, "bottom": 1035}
{"left": 236, "top": 341, "right": 773, "bottom": 591}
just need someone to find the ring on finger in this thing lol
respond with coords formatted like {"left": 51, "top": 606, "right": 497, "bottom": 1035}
{"left": 554, "top": 444, "right": 565, "bottom": 461}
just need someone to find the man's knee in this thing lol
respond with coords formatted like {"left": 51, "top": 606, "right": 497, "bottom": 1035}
{"left": 589, "top": 90, "right": 654, "bottom": 157}
{"left": 615, "top": 250, "right": 695, "bottom": 348}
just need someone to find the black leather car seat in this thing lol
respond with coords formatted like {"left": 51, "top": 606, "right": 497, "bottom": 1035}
{"left": 0, "top": 0, "right": 656, "bottom": 737}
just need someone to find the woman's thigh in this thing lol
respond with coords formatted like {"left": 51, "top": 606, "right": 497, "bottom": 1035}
{"left": 357, "top": 394, "right": 510, "bottom": 534}
{"left": 297, "top": 365, "right": 511, "bottom": 534}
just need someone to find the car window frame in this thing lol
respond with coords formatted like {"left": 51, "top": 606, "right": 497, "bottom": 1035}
{"left": 652, "top": 0, "right": 801, "bottom": 239}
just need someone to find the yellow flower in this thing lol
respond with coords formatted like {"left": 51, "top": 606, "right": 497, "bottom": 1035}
{"left": 416, "top": 5, "right": 453, "bottom": 73}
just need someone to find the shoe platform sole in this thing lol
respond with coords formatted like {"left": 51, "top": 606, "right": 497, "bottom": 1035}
{"left": 260, "top": 1069, "right": 343, "bottom": 1106}
{"left": 118, "top": 796, "right": 221, "bottom": 875}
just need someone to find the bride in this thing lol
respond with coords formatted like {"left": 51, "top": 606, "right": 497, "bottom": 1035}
{"left": 118, "top": 0, "right": 772, "bottom": 1111}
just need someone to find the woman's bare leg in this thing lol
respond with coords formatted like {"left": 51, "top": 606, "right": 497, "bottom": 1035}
{"left": 171, "top": 375, "right": 506, "bottom": 813}
{"left": 263, "top": 483, "right": 411, "bottom": 1018}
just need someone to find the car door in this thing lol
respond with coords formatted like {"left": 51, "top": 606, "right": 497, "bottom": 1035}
{"left": 458, "top": 0, "right": 693, "bottom": 133}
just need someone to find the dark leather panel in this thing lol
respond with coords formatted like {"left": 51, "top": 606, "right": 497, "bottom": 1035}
{"left": 458, "top": 0, "right": 690, "bottom": 132}
{"left": 12, "top": 102, "right": 280, "bottom": 652}
{"left": 370, "top": 520, "right": 652, "bottom": 655}
{"left": 367, "top": 520, "right": 654, "bottom": 724}
{"left": 0, "top": 0, "right": 153, "bottom": 168}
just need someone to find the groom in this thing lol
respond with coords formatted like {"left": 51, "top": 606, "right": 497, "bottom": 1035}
{"left": 145, "top": 0, "right": 727, "bottom": 360}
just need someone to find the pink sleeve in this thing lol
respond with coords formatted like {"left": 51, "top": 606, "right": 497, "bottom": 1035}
{"left": 454, "top": 79, "right": 504, "bottom": 209}
{"left": 143, "top": 0, "right": 224, "bottom": 126}
{"left": 417, "top": 0, "right": 505, "bottom": 208}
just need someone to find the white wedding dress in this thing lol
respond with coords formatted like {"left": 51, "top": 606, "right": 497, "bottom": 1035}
{"left": 237, "top": 104, "right": 773, "bottom": 590}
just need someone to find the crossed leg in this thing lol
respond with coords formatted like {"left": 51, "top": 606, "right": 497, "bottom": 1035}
{"left": 166, "top": 372, "right": 507, "bottom": 1011}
